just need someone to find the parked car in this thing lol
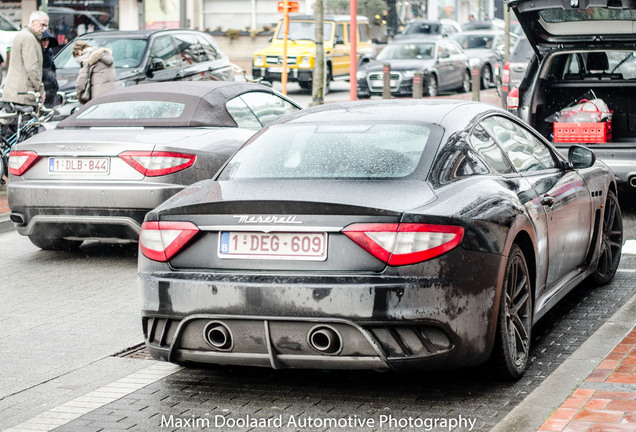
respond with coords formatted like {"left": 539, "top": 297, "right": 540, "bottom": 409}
{"left": 53, "top": 29, "right": 234, "bottom": 102}
{"left": 138, "top": 99, "right": 622, "bottom": 379}
{"left": 507, "top": 0, "right": 636, "bottom": 189}
{"left": 394, "top": 19, "right": 462, "bottom": 39}
{"left": 499, "top": 35, "right": 532, "bottom": 108}
{"left": 451, "top": 30, "right": 518, "bottom": 89}
{"left": 7, "top": 81, "right": 301, "bottom": 250}
{"left": 356, "top": 37, "right": 471, "bottom": 98}
{"left": 0, "top": 13, "right": 19, "bottom": 65}
{"left": 252, "top": 15, "right": 372, "bottom": 91}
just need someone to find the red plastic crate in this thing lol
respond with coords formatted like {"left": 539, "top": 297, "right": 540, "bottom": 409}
{"left": 553, "top": 121, "right": 612, "bottom": 143}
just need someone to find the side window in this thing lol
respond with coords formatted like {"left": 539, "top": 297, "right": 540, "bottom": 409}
{"left": 238, "top": 92, "right": 299, "bottom": 126}
{"left": 447, "top": 41, "right": 463, "bottom": 56}
{"left": 225, "top": 97, "right": 261, "bottom": 128}
{"left": 481, "top": 116, "right": 558, "bottom": 172}
{"left": 173, "top": 33, "right": 206, "bottom": 64}
{"left": 470, "top": 124, "right": 515, "bottom": 174}
{"left": 437, "top": 42, "right": 449, "bottom": 58}
{"left": 335, "top": 23, "right": 345, "bottom": 43}
{"left": 150, "top": 36, "right": 180, "bottom": 69}
{"left": 198, "top": 35, "right": 220, "bottom": 60}
{"left": 358, "top": 23, "right": 369, "bottom": 42}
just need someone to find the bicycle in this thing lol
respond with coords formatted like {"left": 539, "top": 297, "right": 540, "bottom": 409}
{"left": 0, "top": 91, "right": 54, "bottom": 184}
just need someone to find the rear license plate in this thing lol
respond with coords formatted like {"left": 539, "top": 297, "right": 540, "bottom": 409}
{"left": 48, "top": 157, "right": 110, "bottom": 174}
{"left": 218, "top": 231, "right": 327, "bottom": 261}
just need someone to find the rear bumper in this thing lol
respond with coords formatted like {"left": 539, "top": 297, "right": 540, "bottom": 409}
{"left": 139, "top": 250, "right": 507, "bottom": 371}
{"left": 8, "top": 181, "right": 184, "bottom": 241}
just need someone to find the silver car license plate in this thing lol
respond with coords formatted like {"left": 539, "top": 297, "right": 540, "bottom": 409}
{"left": 48, "top": 157, "right": 110, "bottom": 174}
{"left": 218, "top": 231, "right": 327, "bottom": 261}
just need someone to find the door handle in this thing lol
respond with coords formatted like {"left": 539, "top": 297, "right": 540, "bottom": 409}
{"left": 540, "top": 194, "right": 555, "bottom": 207}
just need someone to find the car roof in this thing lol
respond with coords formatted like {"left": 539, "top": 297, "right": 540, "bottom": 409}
{"left": 454, "top": 29, "right": 505, "bottom": 36}
{"left": 74, "top": 29, "right": 211, "bottom": 40}
{"left": 389, "top": 35, "right": 443, "bottom": 43}
{"left": 285, "top": 15, "right": 369, "bottom": 23}
{"left": 57, "top": 81, "right": 284, "bottom": 128}
{"left": 276, "top": 99, "right": 499, "bottom": 128}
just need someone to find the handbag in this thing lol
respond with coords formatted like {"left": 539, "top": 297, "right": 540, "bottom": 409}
{"left": 79, "top": 65, "right": 92, "bottom": 103}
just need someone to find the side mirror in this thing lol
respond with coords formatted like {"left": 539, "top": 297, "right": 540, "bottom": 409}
{"left": 568, "top": 145, "right": 596, "bottom": 169}
{"left": 150, "top": 58, "right": 165, "bottom": 71}
{"left": 437, "top": 51, "right": 450, "bottom": 60}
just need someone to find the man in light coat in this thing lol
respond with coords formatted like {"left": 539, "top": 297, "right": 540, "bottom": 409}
{"left": 1, "top": 11, "right": 48, "bottom": 106}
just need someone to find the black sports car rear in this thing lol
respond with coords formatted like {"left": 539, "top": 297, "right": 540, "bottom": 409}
{"left": 138, "top": 99, "right": 622, "bottom": 379}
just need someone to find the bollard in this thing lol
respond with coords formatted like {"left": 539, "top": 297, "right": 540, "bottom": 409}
{"left": 471, "top": 66, "right": 480, "bottom": 102}
{"left": 382, "top": 63, "right": 391, "bottom": 99}
{"left": 412, "top": 71, "right": 423, "bottom": 99}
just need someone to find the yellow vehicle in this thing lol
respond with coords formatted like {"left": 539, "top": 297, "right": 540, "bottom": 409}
{"left": 252, "top": 15, "right": 372, "bottom": 90}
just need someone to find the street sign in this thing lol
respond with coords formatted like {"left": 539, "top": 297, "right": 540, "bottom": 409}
{"left": 277, "top": 1, "right": 299, "bottom": 12}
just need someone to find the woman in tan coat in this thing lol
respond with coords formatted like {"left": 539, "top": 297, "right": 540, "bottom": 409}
{"left": 73, "top": 40, "right": 117, "bottom": 103}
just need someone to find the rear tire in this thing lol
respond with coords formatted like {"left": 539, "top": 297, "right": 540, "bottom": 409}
{"left": 426, "top": 75, "right": 438, "bottom": 97}
{"left": 29, "top": 235, "right": 83, "bottom": 251}
{"left": 481, "top": 65, "right": 492, "bottom": 89}
{"left": 492, "top": 244, "right": 532, "bottom": 380}
{"left": 460, "top": 69, "right": 471, "bottom": 93}
{"left": 592, "top": 190, "right": 623, "bottom": 285}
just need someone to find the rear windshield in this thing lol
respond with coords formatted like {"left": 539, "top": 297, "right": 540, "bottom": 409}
{"left": 218, "top": 123, "right": 432, "bottom": 180}
{"left": 540, "top": 9, "right": 636, "bottom": 23}
{"left": 77, "top": 101, "right": 185, "bottom": 120}
{"left": 55, "top": 37, "right": 148, "bottom": 70}
{"left": 377, "top": 42, "right": 435, "bottom": 60}
{"left": 403, "top": 21, "right": 442, "bottom": 35}
{"left": 453, "top": 34, "right": 495, "bottom": 50}
{"left": 276, "top": 21, "right": 334, "bottom": 42}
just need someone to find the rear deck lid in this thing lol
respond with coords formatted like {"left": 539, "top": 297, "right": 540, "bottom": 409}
{"left": 509, "top": 0, "right": 636, "bottom": 58}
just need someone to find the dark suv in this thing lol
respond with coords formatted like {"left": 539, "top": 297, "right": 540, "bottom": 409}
{"left": 507, "top": 0, "right": 636, "bottom": 190}
{"left": 54, "top": 29, "right": 234, "bottom": 101}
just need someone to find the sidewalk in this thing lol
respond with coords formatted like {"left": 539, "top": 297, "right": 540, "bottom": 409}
{"left": 538, "top": 326, "right": 636, "bottom": 432}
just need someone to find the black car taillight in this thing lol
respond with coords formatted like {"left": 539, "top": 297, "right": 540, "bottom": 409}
{"left": 342, "top": 223, "right": 464, "bottom": 266}
{"left": 139, "top": 221, "right": 199, "bottom": 262}
{"left": 8, "top": 150, "right": 40, "bottom": 176}
{"left": 120, "top": 151, "right": 196, "bottom": 176}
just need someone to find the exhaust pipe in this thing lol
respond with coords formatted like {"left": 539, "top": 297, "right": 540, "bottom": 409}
{"left": 10, "top": 213, "right": 25, "bottom": 226}
{"left": 630, "top": 176, "right": 636, "bottom": 188}
{"left": 203, "top": 322, "right": 232, "bottom": 351}
{"left": 308, "top": 326, "right": 342, "bottom": 354}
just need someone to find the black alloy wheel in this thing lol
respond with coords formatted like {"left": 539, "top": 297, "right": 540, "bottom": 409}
{"left": 427, "top": 75, "right": 438, "bottom": 97}
{"left": 460, "top": 70, "right": 471, "bottom": 93}
{"left": 492, "top": 244, "right": 533, "bottom": 380}
{"left": 481, "top": 65, "right": 492, "bottom": 89}
{"left": 593, "top": 190, "right": 623, "bottom": 285}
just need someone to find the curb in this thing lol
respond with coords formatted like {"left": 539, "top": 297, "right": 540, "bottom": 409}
{"left": 491, "top": 281, "right": 636, "bottom": 432}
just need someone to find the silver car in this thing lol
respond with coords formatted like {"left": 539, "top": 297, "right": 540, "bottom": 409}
{"left": 7, "top": 81, "right": 301, "bottom": 250}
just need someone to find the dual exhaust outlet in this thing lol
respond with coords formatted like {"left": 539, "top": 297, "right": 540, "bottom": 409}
{"left": 203, "top": 322, "right": 342, "bottom": 355}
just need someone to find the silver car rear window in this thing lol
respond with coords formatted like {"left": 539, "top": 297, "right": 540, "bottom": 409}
{"left": 77, "top": 101, "right": 185, "bottom": 120}
{"left": 219, "top": 123, "right": 431, "bottom": 180}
